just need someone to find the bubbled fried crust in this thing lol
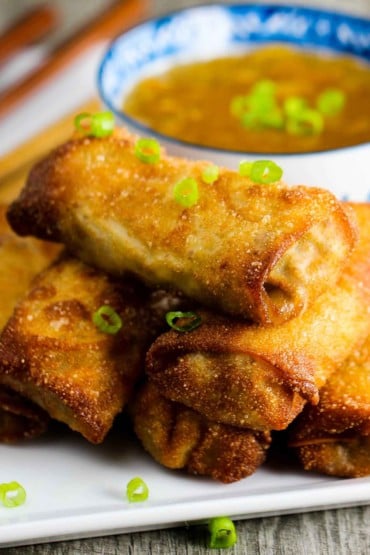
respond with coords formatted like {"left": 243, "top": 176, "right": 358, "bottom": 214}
{"left": 0, "top": 386, "right": 49, "bottom": 443}
{"left": 289, "top": 332, "right": 370, "bottom": 478}
{"left": 131, "top": 382, "right": 271, "bottom": 483}
{"left": 7, "top": 130, "right": 357, "bottom": 325}
{"left": 0, "top": 255, "right": 164, "bottom": 444}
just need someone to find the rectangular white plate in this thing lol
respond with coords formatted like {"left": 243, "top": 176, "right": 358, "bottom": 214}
{"left": 1, "top": 422, "right": 370, "bottom": 548}
{"left": 1, "top": 45, "right": 369, "bottom": 549}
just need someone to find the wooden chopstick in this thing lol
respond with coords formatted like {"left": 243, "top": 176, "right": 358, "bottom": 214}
{"left": 0, "top": 0, "right": 148, "bottom": 118}
{"left": 0, "top": 98, "right": 100, "bottom": 203}
{"left": 0, "top": 5, "right": 59, "bottom": 66}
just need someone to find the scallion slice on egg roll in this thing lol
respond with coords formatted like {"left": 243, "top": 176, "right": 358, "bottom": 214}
{"left": 6, "top": 130, "right": 357, "bottom": 325}
{"left": 131, "top": 381, "right": 271, "bottom": 483}
{"left": 146, "top": 204, "right": 370, "bottom": 431}
{"left": 0, "top": 255, "right": 171, "bottom": 444}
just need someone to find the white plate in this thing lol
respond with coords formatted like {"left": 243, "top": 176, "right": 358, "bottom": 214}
{"left": 2, "top": 422, "right": 370, "bottom": 548}
{"left": 1, "top": 44, "right": 370, "bottom": 549}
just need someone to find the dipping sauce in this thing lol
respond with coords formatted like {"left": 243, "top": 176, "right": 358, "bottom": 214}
{"left": 123, "top": 46, "right": 370, "bottom": 153}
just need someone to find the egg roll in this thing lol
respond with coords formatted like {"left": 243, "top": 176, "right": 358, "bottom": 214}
{"left": 0, "top": 203, "right": 60, "bottom": 330}
{"left": 0, "top": 386, "right": 49, "bottom": 443}
{"left": 0, "top": 255, "right": 171, "bottom": 444}
{"left": 6, "top": 130, "right": 357, "bottom": 325}
{"left": 289, "top": 332, "right": 370, "bottom": 478}
{"left": 132, "top": 381, "right": 271, "bottom": 483}
{"left": 0, "top": 203, "right": 59, "bottom": 441}
{"left": 146, "top": 204, "right": 370, "bottom": 431}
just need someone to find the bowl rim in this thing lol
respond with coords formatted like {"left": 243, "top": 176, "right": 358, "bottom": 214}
{"left": 97, "top": 2, "right": 370, "bottom": 158}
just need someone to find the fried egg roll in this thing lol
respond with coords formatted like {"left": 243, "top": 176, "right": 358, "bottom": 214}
{"left": 289, "top": 333, "right": 370, "bottom": 478}
{"left": 0, "top": 255, "right": 170, "bottom": 444}
{"left": 132, "top": 381, "right": 271, "bottom": 483}
{"left": 0, "top": 203, "right": 59, "bottom": 441}
{"left": 0, "top": 203, "right": 60, "bottom": 330}
{"left": 7, "top": 130, "right": 356, "bottom": 325}
{"left": 0, "top": 386, "right": 49, "bottom": 443}
{"left": 146, "top": 204, "right": 370, "bottom": 431}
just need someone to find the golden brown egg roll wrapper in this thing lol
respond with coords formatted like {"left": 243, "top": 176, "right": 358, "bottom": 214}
{"left": 131, "top": 381, "right": 271, "bottom": 483}
{"left": 0, "top": 255, "right": 172, "bottom": 444}
{"left": 0, "top": 386, "right": 49, "bottom": 443}
{"left": 289, "top": 332, "right": 370, "bottom": 478}
{"left": 0, "top": 203, "right": 59, "bottom": 441}
{"left": 146, "top": 204, "right": 370, "bottom": 431}
{"left": 6, "top": 130, "right": 356, "bottom": 325}
{"left": 0, "top": 203, "right": 61, "bottom": 330}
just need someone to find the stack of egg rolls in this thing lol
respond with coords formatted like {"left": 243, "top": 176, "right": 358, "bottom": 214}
{"left": 3, "top": 127, "right": 370, "bottom": 482}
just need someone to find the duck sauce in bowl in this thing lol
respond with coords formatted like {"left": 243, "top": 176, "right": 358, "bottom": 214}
{"left": 123, "top": 45, "right": 370, "bottom": 154}
{"left": 98, "top": 3, "right": 370, "bottom": 195}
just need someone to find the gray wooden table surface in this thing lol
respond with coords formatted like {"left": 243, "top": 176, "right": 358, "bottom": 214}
{"left": 1, "top": 0, "right": 370, "bottom": 553}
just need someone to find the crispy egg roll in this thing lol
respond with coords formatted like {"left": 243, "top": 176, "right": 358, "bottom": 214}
{"left": 0, "top": 255, "right": 172, "bottom": 444}
{"left": 132, "top": 381, "right": 271, "bottom": 483}
{"left": 6, "top": 130, "right": 357, "bottom": 325}
{"left": 146, "top": 204, "right": 370, "bottom": 431}
{"left": 0, "top": 203, "right": 59, "bottom": 441}
{"left": 0, "top": 203, "right": 60, "bottom": 330}
{"left": 289, "top": 333, "right": 370, "bottom": 478}
{"left": 0, "top": 386, "right": 49, "bottom": 443}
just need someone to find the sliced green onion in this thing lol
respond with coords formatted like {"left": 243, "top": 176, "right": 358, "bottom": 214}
{"left": 317, "top": 88, "right": 346, "bottom": 116}
{"left": 92, "top": 305, "right": 122, "bottom": 334}
{"left": 165, "top": 311, "right": 201, "bottom": 332}
{"left": 238, "top": 160, "right": 253, "bottom": 177}
{"left": 134, "top": 137, "right": 161, "bottom": 164}
{"left": 74, "top": 112, "right": 91, "bottom": 132}
{"left": 283, "top": 96, "right": 308, "bottom": 117}
{"left": 126, "top": 477, "right": 149, "bottom": 503}
{"left": 74, "top": 112, "right": 115, "bottom": 138}
{"left": 241, "top": 111, "right": 262, "bottom": 130}
{"left": 259, "top": 108, "right": 284, "bottom": 129}
{"left": 250, "top": 79, "right": 276, "bottom": 98}
{"left": 173, "top": 177, "right": 199, "bottom": 208}
{"left": 0, "top": 481, "right": 26, "bottom": 508}
{"left": 286, "top": 109, "right": 324, "bottom": 136}
{"left": 250, "top": 160, "right": 283, "bottom": 184}
{"left": 208, "top": 516, "right": 237, "bottom": 549}
{"left": 202, "top": 165, "right": 219, "bottom": 184}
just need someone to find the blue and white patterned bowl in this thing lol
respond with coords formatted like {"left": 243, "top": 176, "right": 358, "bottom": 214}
{"left": 98, "top": 3, "right": 370, "bottom": 199}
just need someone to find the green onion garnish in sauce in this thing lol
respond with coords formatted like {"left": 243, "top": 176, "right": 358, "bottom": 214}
{"left": 286, "top": 109, "right": 324, "bottom": 136}
{"left": 165, "top": 311, "right": 201, "bottom": 332}
{"left": 126, "top": 477, "right": 149, "bottom": 503}
{"left": 173, "top": 177, "right": 199, "bottom": 208}
{"left": 0, "top": 481, "right": 27, "bottom": 508}
{"left": 208, "top": 516, "right": 237, "bottom": 549}
{"left": 74, "top": 112, "right": 115, "bottom": 138}
{"left": 201, "top": 164, "right": 219, "bottom": 184}
{"left": 317, "top": 88, "right": 346, "bottom": 116}
{"left": 134, "top": 137, "right": 161, "bottom": 164}
{"left": 92, "top": 305, "right": 122, "bottom": 335}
